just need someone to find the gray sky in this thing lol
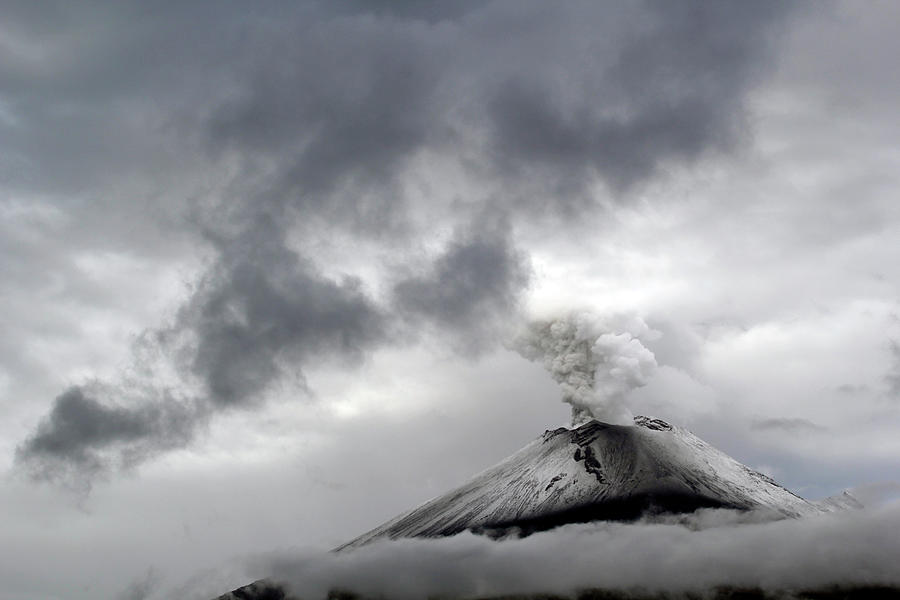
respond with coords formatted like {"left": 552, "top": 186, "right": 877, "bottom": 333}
{"left": 1, "top": 1, "right": 899, "bottom": 598}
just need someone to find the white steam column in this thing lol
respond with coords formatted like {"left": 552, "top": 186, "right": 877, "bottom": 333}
{"left": 515, "top": 312, "right": 658, "bottom": 426}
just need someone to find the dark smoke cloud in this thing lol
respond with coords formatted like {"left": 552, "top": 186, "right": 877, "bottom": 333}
{"left": 15, "top": 215, "right": 387, "bottom": 487}
{"left": 169, "top": 215, "right": 387, "bottom": 407}
{"left": 15, "top": 0, "right": 799, "bottom": 486}
{"left": 208, "top": 506, "right": 900, "bottom": 600}
{"left": 393, "top": 216, "right": 530, "bottom": 351}
{"left": 16, "top": 387, "right": 201, "bottom": 491}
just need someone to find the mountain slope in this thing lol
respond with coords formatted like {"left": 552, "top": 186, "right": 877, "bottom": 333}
{"left": 337, "top": 416, "right": 823, "bottom": 550}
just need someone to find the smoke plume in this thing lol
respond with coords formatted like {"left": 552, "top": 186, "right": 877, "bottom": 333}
{"left": 515, "top": 312, "right": 658, "bottom": 425}
{"left": 15, "top": 385, "right": 204, "bottom": 493}
{"left": 393, "top": 214, "right": 531, "bottom": 352}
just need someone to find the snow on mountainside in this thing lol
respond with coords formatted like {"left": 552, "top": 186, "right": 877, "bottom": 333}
{"left": 337, "top": 416, "right": 824, "bottom": 550}
{"left": 815, "top": 490, "right": 865, "bottom": 512}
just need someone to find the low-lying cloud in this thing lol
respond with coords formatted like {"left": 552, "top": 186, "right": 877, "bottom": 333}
{"left": 238, "top": 506, "right": 900, "bottom": 600}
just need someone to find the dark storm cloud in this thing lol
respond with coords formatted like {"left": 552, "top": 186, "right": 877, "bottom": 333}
{"left": 481, "top": 0, "right": 792, "bottom": 201}
{"left": 16, "top": 387, "right": 201, "bottom": 490}
{"left": 15, "top": 214, "right": 387, "bottom": 486}
{"left": 11, "top": 0, "right": 800, "bottom": 484}
{"left": 0, "top": 0, "right": 795, "bottom": 209}
{"left": 393, "top": 217, "right": 530, "bottom": 350}
{"left": 202, "top": 14, "right": 443, "bottom": 228}
{"left": 169, "top": 215, "right": 387, "bottom": 407}
{"left": 201, "top": 0, "right": 796, "bottom": 220}
{"left": 0, "top": 1, "right": 221, "bottom": 194}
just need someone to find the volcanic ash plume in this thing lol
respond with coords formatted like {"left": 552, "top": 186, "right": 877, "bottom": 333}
{"left": 515, "top": 313, "right": 658, "bottom": 426}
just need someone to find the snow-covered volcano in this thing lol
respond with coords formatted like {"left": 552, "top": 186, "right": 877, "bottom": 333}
{"left": 337, "top": 416, "right": 825, "bottom": 550}
{"left": 216, "top": 416, "right": 857, "bottom": 599}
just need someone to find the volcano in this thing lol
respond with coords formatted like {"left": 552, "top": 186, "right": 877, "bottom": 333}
{"left": 216, "top": 416, "right": 853, "bottom": 599}
{"left": 336, "top": 416, "right": 826, "bottom": 550}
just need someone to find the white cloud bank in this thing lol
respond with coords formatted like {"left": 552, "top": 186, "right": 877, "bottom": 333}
{"left": 178, "top": 503, "right": 900, "bottom": 600}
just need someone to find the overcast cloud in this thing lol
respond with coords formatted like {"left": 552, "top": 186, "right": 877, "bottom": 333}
{"left": 1, "top": 1, "right": 899, "bottom": 598}
{"left": 11, "top": 0, "right": 797, "bottom": 487}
